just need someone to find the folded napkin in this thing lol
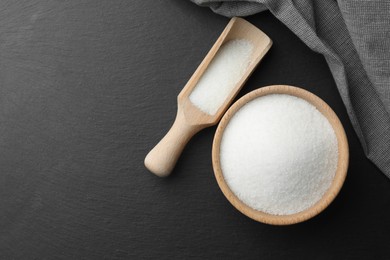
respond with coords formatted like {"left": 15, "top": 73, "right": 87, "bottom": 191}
{"left": 192, "top": 0, "right": 390, "bottom": 178}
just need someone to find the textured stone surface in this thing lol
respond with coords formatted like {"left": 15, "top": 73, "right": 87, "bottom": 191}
{"left": 0, "top": 0, "right": 389, "bottom": 258}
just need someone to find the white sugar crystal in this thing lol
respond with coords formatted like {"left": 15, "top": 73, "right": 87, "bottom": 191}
{"left": 220, "top": 94, "right": 338, "bottom": 215}
{"left": 189, "top": 39, "right": 254, "bottom": 115}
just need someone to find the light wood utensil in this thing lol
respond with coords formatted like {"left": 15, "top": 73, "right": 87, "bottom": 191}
{"left": 145, "top": 17, "right": 272, "bottom": 177}
{"left": 212, "top": 85, "right": 349, "bottom": 225}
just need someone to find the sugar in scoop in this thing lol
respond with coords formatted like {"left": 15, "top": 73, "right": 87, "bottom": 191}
{"left": 220, "top": 94, "right": 339, "bottom": 215}
{"left": 189, "top": 39, "right": 254, "bottom": 115}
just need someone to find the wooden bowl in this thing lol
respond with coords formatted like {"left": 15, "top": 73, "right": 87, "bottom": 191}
{"left": 212, "top": 85, "right": 349, "bottom": 225}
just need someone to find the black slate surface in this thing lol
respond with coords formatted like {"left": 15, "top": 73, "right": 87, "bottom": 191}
{"left": 1, "top": 0, "right": 390, "bottom": 259}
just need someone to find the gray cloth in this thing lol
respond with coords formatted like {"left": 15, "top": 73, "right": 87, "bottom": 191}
{"left": 191, "top": 0, "right": 390, "bottom": 178}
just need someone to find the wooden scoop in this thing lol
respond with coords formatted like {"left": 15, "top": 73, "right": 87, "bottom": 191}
{"left": 144, "top": 17, "right": 272, "bottom": 177}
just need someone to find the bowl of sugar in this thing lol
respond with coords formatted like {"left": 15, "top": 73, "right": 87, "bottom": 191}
{"left": 212, "top": 85, "right": 349, "bottom": 225}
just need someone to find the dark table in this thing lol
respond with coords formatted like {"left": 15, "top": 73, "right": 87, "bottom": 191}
{"left": 1, "top": 0, "right": 389, "bottom": 259}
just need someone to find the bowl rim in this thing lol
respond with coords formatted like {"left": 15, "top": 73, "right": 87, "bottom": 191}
{"left": 212, "top": 85, "right": 349, "bottom": 225}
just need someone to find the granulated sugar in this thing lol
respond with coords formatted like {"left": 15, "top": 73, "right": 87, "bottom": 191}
{"left": 220, "top": 94, "right": 338, "bottom": 215}
{"left": 189, "top": 39, "right": 253, "bottom": 115}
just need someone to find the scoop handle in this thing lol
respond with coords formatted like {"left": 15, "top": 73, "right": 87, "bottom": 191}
{"left": 144, "top": 108, "right": 203, "bottom": 177}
